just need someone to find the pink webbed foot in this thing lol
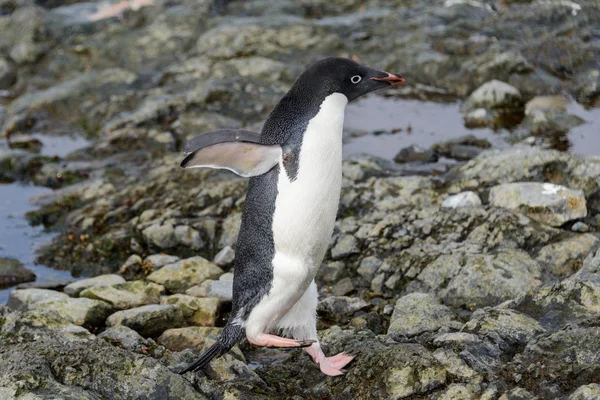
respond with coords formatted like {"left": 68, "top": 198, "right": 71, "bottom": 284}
{"left": 305, "top": 345, "right": 355, "bottom": 376}
{"left": 247, "top": 333, "right": 315, "bottom": 348}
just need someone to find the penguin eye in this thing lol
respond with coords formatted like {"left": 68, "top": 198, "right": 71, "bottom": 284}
{"left": 350, "top": 75, "right": 362, "bottom": 84}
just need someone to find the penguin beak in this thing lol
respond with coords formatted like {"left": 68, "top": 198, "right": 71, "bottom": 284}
{"left": 370, "top": 72, "right": 405, "bottom": 85}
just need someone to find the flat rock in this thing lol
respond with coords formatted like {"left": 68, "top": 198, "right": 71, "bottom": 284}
{"left": 0, "top": 257, "right": 35, "bottom": 288}
{"left": 160, "top": 294, "right": 220, "bottom": 326}
{"left": 28, "top": 297, "right": 114, "bottom": 326}
{"left": 464, "top": 307, "right": 545, "bottom": 345}
{"left": 147, "top": 256, "right": 223, "bottom": 293}
{"left": 106, "top": 304, "right": 186, "bottom": 337}
{"left": 97, "top": 325, "right": 147, "bottom": 350}
{"left": 7, "top": 288, "right": 69, "bottom": 310}
{"left": 16, "top": 279, "right": 74, "bottom": 290}
{"left": 186, "top": 280, "right": 233, "bottom": 302}
{"left": 388, "top": 293, "right": 460, "bottom": 338}
{"left": 317, "top": 296, "right": 369, "bottom": 322}
{"left": 489, "top": 182, "right": 587, "bottom": 226}
{"left": 144, "top": 254, "right": 180, "bottom": 270}
{"left": 80, "top": 281, "right": 165, "bottom": 310}
{"left": 64, "top": 274, "right": 126, "bottom": 296}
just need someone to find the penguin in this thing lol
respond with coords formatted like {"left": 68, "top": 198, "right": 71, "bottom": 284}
{"left": 178, "top": 57, "right": 404, "bottom": 376}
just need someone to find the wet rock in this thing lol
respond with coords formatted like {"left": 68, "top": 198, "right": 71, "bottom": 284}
{"left": 525, "top": 95, "right": 568, "bottom": 114}
{"left": 441, "top": 191, "right": 482, "bottom": 208}
{"left": 28, "top": 297, "right": 114, "bottom": 326}
{"left": 213, "top": 245, "right": 235, "bottom": 267}
{"left": 142, "top": 223, "right": 177, "bottom": 249}
{"left": 432, "top": 349, "right": 478, "bottom": 381}
{"left": 80, "top": 281, "right": 165, "bottom": 310}
{"left": 0, "top": 257, "right": 35, "bottom": 288}
{"left": 410, "top": 249, "right": 542, "bottom": 308}
{"left": 118, "top": 254, "right": 143, "bottom": 279}
{"left": 569, "top": 384, "right": 600, "bottom": 400}
{"left": 464, "top": 307, "right": 545, "bottom": 345}
{"left": 186, "top": 280, "right": 233, "bottom": 303}
{"left": 536, "top": 234, "right": 599, "bottom": 277}
{"left": 97, "top": 325, "right": 147, "bottom": 351}
{"left": 160, "top": 294, "right": 220, "bottom": 327}
{"left": 106, "top": 304, "right": 186, "bottom": 337}
{"left": 394, "top": 144, "right": 438, "bottom": 164}
{"left": 520, "top": 103, "right": 584, "bottom": 135}
{"left": 7, "top": 288, "right": 69, "bottom": 310}
{"left": 317, "top": 296, "right": 369, "bottom": 322}
{"left": 147, "top": 256, "right": 223, "bottom": 293}
{"left": 158, "top": 326, "right": 221, "bottom": 352}
{"left": 0, "top": 57, "right": 16, "bottom": 89}
{"left": 63, "top": 274, "right": 125, "bottom": 296}
{"left": 489, "top": 182, "right": 587, "bottom": 227}
{"left": 16, "top": 278, "right": 73, "bottom": 290}
{"left": 462, "top": 80, "right": 523, "bottom": 116}
{"left": 433, "top": 135, "right": 492, "bottom": 161}
{"left": 7, "top": 134, "right": 43, "bottom": 153}
{"left": 388, "top": 293, "right": 460, "bottom": 338}
{"left": 330, "top": 235, "right": 360, "bottom": 259}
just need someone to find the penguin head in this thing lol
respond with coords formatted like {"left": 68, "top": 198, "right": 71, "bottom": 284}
{"left": 295, "top": 57, "right": 404, "bottom": 102}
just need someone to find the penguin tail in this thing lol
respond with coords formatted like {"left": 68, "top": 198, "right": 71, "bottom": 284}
{"left": 178, "top": 324, "right": 244, "bottom": 374}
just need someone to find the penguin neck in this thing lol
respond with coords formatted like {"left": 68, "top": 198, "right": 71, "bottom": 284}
{"left": 282, "top": 93, "right": 348, "bottom": 181}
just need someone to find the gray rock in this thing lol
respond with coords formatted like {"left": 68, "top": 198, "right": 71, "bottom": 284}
{"left": 462, "top": 80, "right": 523, "bottom": 113}
{"left": 64, "top": 274, "right": 126, "bottom": 296}
{"left": 317, "top": 261, "right": 345, "bottom": 284}
{"left": 569, "top": 384, "right": 600, "bottom": 400}
{"left": 536, "top": 233, "right": 599, "bottom": 277}
{"left": 97, "top": 325, "right": 147, "bottom": 350}
{"left": 388, "top": 293, "right": 460, "bottom": 338}
{"left": 331, "top": 235, "right": 360, "bottom": 259}
{"left": 142, "top": 223, "right": 177, "bottom": 249}
{"left": 174, "top": 225, "right": 204, "bottom": 250}
{"left": 158, "top": 326, "right": 222, "bottom": 352}
{"left": 441, "top": 192, "right": 482, "bottom": 208}
{"left": 0, "top": 257, "right": 35, "bottom": 288}
{"left": 464, "top": 307, "right": 545, "bottom": 345}
{"left": 7, "top": 288, "right": 69, "bottom": 310}
{"left": 7, "top": 134, "right": 43, "bottom": 153}
{"left": 217, "top": 212, "right": 241, "bottom": 249}
{"left": 160, "top": 294, "right": 220, "bottom": 326}
{"left": 0, "top": 57, "right": 16, "bottom": 89}
{"left": 394, "top": 145, "right": 438, "bottom": 164}
{"left": 213, "top": 245, "right": 235, "bottom": 267}
{"left": 357, "top": 256, "right": 382, "bottom": 282}
{"left": 28, "top": 297, "right": 114, "bottom": 326}
{"left": 332, "top": 277, "right": 355, "bottom": 296}
{"left": 147, "top": 256, "right": 223, "bottom": 293}
{"left": 489, "top": 182, "right": 587, "bottom": 226}
{"left": 16, "top": 279, "right": 74, "bottom": 290}
{"left": 144, "top": 254, "right": 180, "bottom": 270}
{"left": 520, "top": 108, "right": 584, "bottom": 135}
{"left": 80, "top": 281, "right": 165, "bottom": 310}
{"left": 106, "top": 304, "right": 186, "bottom": 337}
{"left": 317, "top": 296, "right": 369, "bottom": 322}
{"left": 572, "top": 222, "right": 589, "bottom": 233}
{"left": 186, "top": 280, "right": 233, "bottom": 303}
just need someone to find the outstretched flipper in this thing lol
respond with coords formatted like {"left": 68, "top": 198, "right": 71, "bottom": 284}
{"left": 180, "top": 129, "right": 281, "bottom": 177}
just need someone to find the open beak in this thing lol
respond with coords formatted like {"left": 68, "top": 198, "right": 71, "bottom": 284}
{"left": 370, "top": 72, "right": 405, "bottom": 85}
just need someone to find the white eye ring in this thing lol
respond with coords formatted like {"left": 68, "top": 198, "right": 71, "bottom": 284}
{"left": 351, "top": 75, "right": 362, "bottom": 84}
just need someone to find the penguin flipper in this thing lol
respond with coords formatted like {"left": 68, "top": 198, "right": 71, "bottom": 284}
{"left": 183, "top": 129, "right": 261, "bottom": 154}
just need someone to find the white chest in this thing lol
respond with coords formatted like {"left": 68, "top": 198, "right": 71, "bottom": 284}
{"left": 271, "top": 93, "right": 348, "bottom": 268}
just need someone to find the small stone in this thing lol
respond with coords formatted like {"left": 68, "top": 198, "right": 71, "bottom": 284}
{"left": 388, "top": 293, "right": 459, "bottom": 338}
{"left": 80, "top": 281, "right": 165, "bottom": 310}
{"left": 213, "top": 246, "right": 235, "bottom": 267}
{"left": 394, "top": 145, "right": 438, "bottom": 164}
{"left": 160, "top": 294, "right": 220, "bottom": 326}
{"left": 357, "top": 256, "right": 382, "bottom": 282}
{"left": 489, "top": 182, "right": 587, "bottom": 227}
{"left": 317, "top": 261, "right": 345, "bottom": 284}
{"left": 147, "top": 256, "right": 223, "bottom": 293}
{"left": 186, "top": 280, "right": 233, "bottom": 303}
{"left": 28, "top": 297, "right": 114, "bottom": 326}
{"left": 144, "top": 254, "right": 180, "bottom": 270}
{"left": 462, "top": 80, "right": 523, "bottom": 113}
{"left": 64, "top": 274, "right": 126, "bottom": 297}
{"left": 174, "top": 225, "right": 204, "bottom": 250}
{"left": 371, "top": 273, "right": 385, "bottom": 293}
{"left": 97, "top": 325, "right": 147, "bottom": 350}
{"left": 106, "top": 304, "right": 186, "bottom": 337}
{"left": 219, "top": 273, "right": 234, "bottom": 281}
{"left": 317, "top": 296, "right": 369, "bottom": 322}
{"left": 572, "top": 222, "right": 589, "bottom": 233}
{"left": 441, "top": 192, "right": 482, "bottom": 209}
{"left": 142, "top": 223, "right": 177, "bottom": 249}
{"left": 7, "top": 288, "right": 69, "bottom": 310}
{"left": 330, "top": 235, "right": 360, "bottom": 259}
{"left": 16, "top": 279, "right": 74, "bottom": 290}
{"left": 332, "top": 278, "right": 354, "bottom": 296}
{"left": 0, "top": 257, "right": 35, "bottom": 288}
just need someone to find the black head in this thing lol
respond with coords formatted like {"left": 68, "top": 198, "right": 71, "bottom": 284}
{"left": 290, "top": 57, "right": 404, "bottom": 102}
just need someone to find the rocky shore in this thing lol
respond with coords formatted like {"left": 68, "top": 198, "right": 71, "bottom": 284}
{"left": 1, "top": 0, "right": 600, "bottom": 399}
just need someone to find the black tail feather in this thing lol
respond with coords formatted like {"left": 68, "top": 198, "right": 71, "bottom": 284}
{"left": 179, "top": 324, "right": 244, "bottom": 374}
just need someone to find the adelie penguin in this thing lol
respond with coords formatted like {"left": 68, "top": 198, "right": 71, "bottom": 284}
{"left": 179, "top": 57, "right": 404, "bottom": 376}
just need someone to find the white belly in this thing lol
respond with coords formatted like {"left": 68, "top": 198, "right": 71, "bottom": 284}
{"left": 271, "top": 93, "right": 347, "bottom": 277}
